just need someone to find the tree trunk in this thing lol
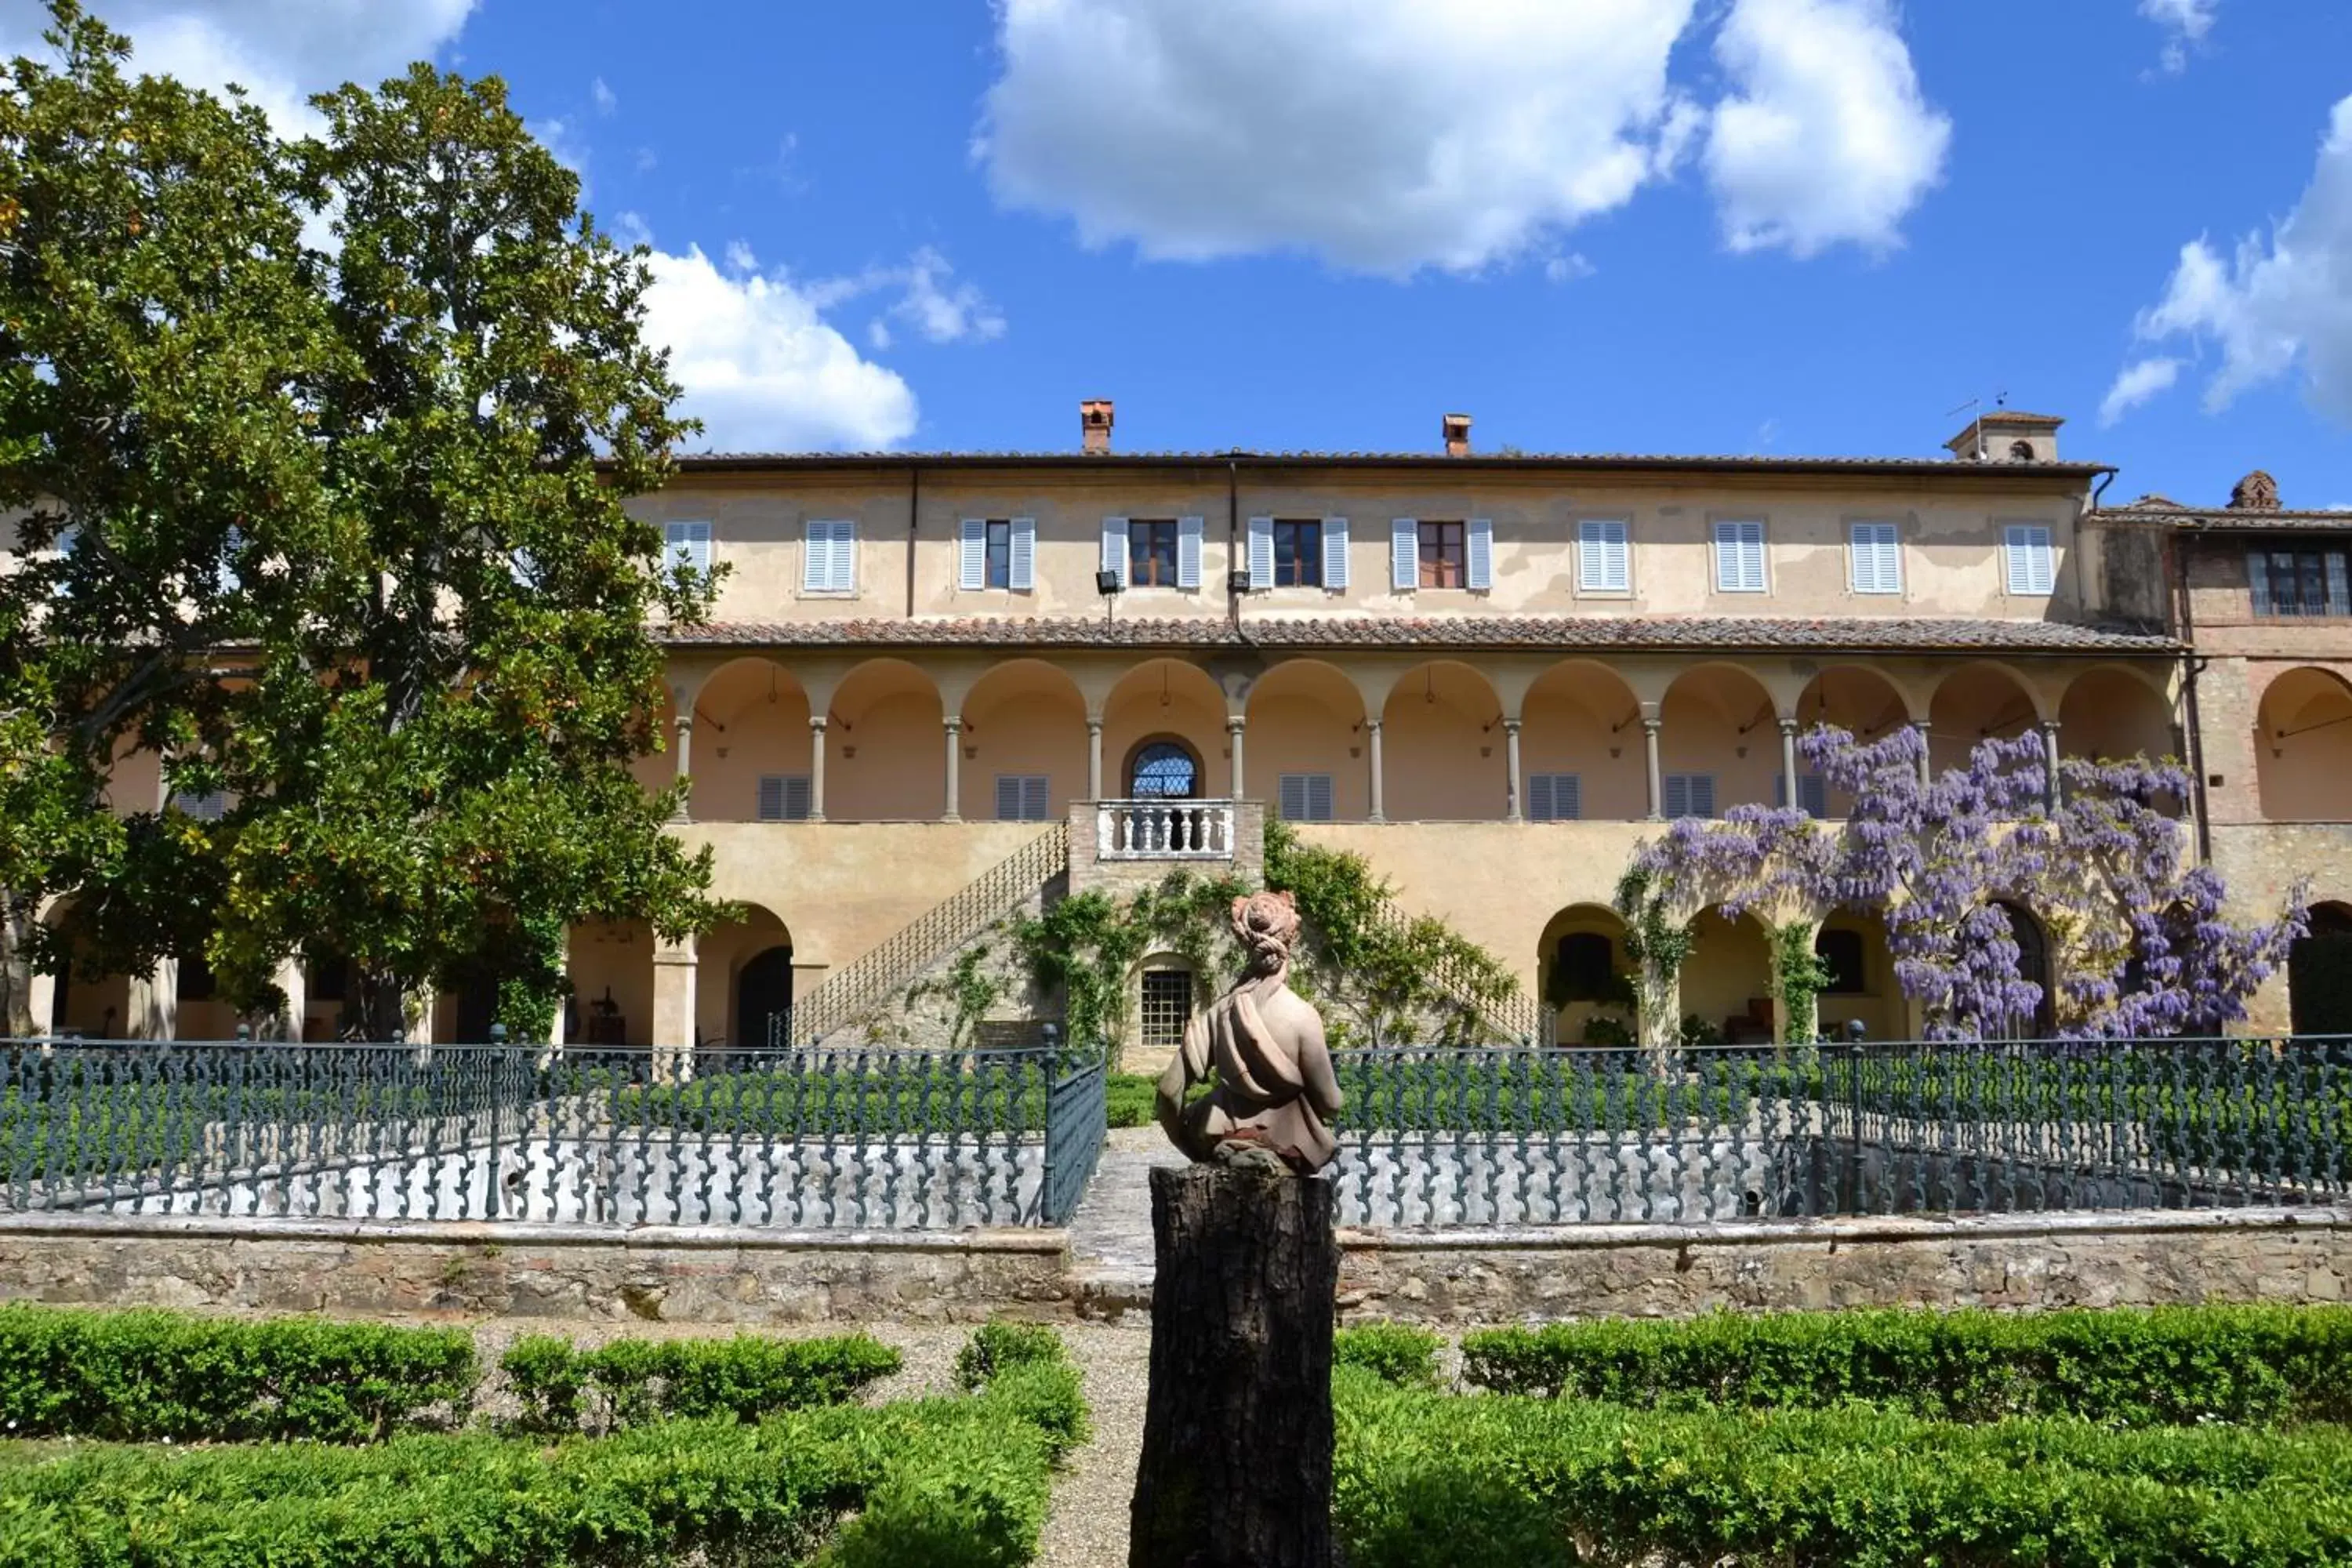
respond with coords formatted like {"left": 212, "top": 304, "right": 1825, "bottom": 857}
{"left": 1130, "top": 1163, "right": 1337, "bottom": 1568}
{"left": 0, "top": 895, "right": 33, "bottom": 1038}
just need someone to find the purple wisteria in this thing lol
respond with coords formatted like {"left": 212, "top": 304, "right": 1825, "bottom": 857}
{"left": 1617, "top": 724, "right": 2306, "bottom": 1042}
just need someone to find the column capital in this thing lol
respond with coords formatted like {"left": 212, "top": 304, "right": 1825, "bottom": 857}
{"left": 2039, "top": 717, "right": 2062, "bottom": 735}
{"left": 1502, "top": 717, "right": 1522, "bottom": 735}
{"left": 944, "top": 715, "right": 964, "bottom": 734}
{"left": 1641, "top": 715, "right": 1663, "bottom": 735}
{"left": 809, "top": 713, "right": 829, "bottom": 731}
{"left": 1225, "top": 715, "right": 1247, "bottom": 733}
{"left": 674, "top": 713, "right": 693, "bottom": 731}
{"left": 1365, "top": 717, "right": 1384, "bottom": 733}
{"left": 1777, "top": 717, "right": 1798, "bottom": 735}
{"left": 1086, "top": 717, "right": 1104, "bottom": 733}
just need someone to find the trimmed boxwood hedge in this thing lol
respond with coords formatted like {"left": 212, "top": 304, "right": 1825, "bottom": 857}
{"left": 499, "top": 1330, "right": 901, "bottom": 1434}
{"left": 1334, "top": 1323, "right": 1443, "bottom": 1389}
{"left": 1333, "top": 1367, "right": 2352, "bottom": 1568}
{"left": 1461, "top": 1304, "right": 2352, "bottom": 1426}
{"left": 0, "top": 1329, "right": 1086, "bottom": 1568}
{"left": 0, "top": 1305, "right": 477, "bottom": 1443}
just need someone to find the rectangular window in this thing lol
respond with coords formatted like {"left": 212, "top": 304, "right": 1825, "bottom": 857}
{"left": 1131, "top": 519, "right": 1181, "bottom": 586}
{"left": 995, "top": 773, "right": 1050, "bottom": 822}
{"left": 1817, "top": 928, "right": 1867, "bottom": 994}
{"left": 1776, "top": 772, "right": 1830, "bottom": 818}
{"left": 665, "top": 520, "right": 712, "bottom": 577}
{"left": 169, "top": 790, "right": 227, "bottom": 821}
{"left": 1273, "top": 520, "right": 1323, "bottom": 587}
{"left": 1577, "top": 520, "right": 1629, "bottom": 593}
{"left": 2002, "top": 524, "right": 2055, "bottom": 596}
{"left": 803, "top": 519, "right": 855, "bottom": 593}
{"left": 1139, "top": 970, "right": 1192, "bottom": 1058}
{"left": 1712, "top": 521, "right": 1766, "bottom": 593}
{"left": 1278, "top": 772, "right": 1334, "bottom": 822}
{"left": 756, "top": 775, "right": 812, "bottom": 822}
{"left": 1526, "top": 773, "right": 1581, "bottom": 822}
{"left": 1417, "top": 520, "right": 1465, "bottom": 588}
{"left": 1849, "top": 521, "right": 1903, "bottom": 595}
{"left": 985, "top": 519, "right": 1011, "bottom": 588}
{"left": 1663, "top": 774, "right": 1716, "bottom": 819}
{"left": 2249, "top": 547, "right": 2351, "bottom": 617}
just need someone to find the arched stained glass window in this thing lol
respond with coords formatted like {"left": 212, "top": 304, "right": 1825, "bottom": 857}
{"left": 1129, "top": 741, "right": 1198, "bottom": 799}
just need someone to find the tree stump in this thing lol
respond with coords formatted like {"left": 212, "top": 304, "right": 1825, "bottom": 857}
{"left": 1129, "top": 1161, "right": 1338, "bottom": 1568}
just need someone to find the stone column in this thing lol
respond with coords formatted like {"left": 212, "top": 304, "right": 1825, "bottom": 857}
{"left": 25, "top": 971, "right": 55, "bottom": 1038}
{"left": 127, "top": 958, "right": 177, "bottom": 1041}
{"left": 652, "top": 935, "right": 698, "bottom": 1081}
{"left": 1642, "top": 716, "right": 1664, "bottom": 821}
{"left": 1913, "top": 720, "right": 1934, "bottom": 787}
{"left": 1087, "top": 718, "right": 1105, "bottom": 800}
{"left": 1367, "top": 718, "right": 1386, "bottom": 823}
{"left": 2041, "top": 720, "right": 2063, "bottom": 812}
{"left": 1780, "top": 718, "right": 1800, "bottom": 815}
{"left": 1226, "top": 717, "right": 1247, "bottom": 799}
{"left": 942, "top": 717, "right": 964, "bottom": 822}
{"left": 270, "top": 956, "right": 307, "bottom": 1042}
{"left": 808, "top": 715, "right": 829, "bottom": 822}
{"left": 670, "top": 713, "right": 693, "bottom": 824}
{"left": 1504, "top": 718, "right": 1523, "bottom": 821}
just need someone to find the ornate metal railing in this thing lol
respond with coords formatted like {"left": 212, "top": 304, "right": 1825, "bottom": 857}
{"left": 1097, "top": 798, "right": 1235, "bottom": 860}
{"left": 784, "top": 822, "right": 1069, "bottom": 1047}
{"left": 0, "top": 1040, "right": 1107, "bottom": 1231}
{"left": 1361, "top": 894, "right": 1544, "bottom": 1047}
{"left": 1328, "top": 1037, "right": 2352, "bottom": 1228}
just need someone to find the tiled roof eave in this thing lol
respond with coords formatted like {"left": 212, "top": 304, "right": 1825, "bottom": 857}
{"left": 655, "top": 615, "right": 2181, "bottom": 657}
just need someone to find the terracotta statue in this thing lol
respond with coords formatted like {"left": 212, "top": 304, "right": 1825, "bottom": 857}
{"left": 1156, "top": 891, "right": 1342, "bottom": 1174}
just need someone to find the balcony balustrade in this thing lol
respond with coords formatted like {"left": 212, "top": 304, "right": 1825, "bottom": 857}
{"left": 1097, "top": 798, "right": 1236, "bottom": 861}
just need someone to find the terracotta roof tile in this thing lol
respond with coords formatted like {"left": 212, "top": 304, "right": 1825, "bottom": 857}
{"left": 657, "top": 615, "right": 2177, "bottom": 655}
{"left": 662, "top": 448, "right": 2111, "bottom": 477}
{"left": 2098, "top": 504, "right": 2352, "bottom": 533}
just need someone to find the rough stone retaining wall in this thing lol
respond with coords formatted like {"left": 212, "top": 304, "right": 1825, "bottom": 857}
{"left": 0, "top": 1207, "right": 2343, "bottom": 1326}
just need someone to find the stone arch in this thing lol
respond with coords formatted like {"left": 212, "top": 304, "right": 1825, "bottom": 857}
{"left": 1682, "top": 905, "right": 1777, "bottom": 1045}
{"left": 1105, "top": 659, "right": 1229, "bottom": 800}
{"left": 1791, "top": 665, "right": 1915, "bottom": 816}
{"left": 1991, "top": 898, "right": 2054, "bottom": 1039}
{"left": 2256, "top": 666, "right": 2352, "bottom": 822}
{"left": 699, "top": 903, "right": 793, "bottom": 1050}
{"left": 1381, "top": 660, "right": 1508, "bottom": 821}
{"left": 2289, "top": 900, "right": 2352, "bottom": 1036}
{"left": 566, "top": 920, "right": 657, "bottom": 1049}
{"left": 1537, "top": 903, "right": 1635, "bottom": 1044}
{"left": 1927, "top": 662, "right": 2043, "bottom": 778}
{"left": 35, "top": 898, "right": 129, "bottom": 1039}
{"left": 691, "top": 656, "right": 813, "bottom": 823}
{"left": 1522, "top": 661, "right": 1646, "bottom": 821}
{"left": 1813, "top": 909, "right": 1902, "bottom": 1043}
{"left": 960, "top": 659, "right": 1088, "bottom": 820}
{"left": 1246, "top": 659, "right": 1367, "bottom": 821}
{"left": 827, "top": 659, "right": 946, "bottom": 822}
{"left": 1660, "top": 663, "right": 1781, "bottom": 815}
{"left": 2059, "top": 666, "right": 2179, "bottom": 766}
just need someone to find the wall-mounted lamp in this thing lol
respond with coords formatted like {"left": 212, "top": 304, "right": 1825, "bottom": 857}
{"left": 1095, "top": 569, "right": 1122, "bottom": 596}
{"left": 1227, "top": 569, "right": 1253, "bottom": 595}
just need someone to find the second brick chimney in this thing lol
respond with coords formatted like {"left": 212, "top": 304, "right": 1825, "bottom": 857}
{"left": 1443, "top": 412, "right": 1472, "bottom": 457}
{"left": 1081, "top": 398, "right": 1114, "bottom": 455}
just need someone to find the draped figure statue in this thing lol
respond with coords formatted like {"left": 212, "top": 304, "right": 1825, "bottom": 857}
{"left": 1155, "top": 891, "right": 1342, "bottom": 1174}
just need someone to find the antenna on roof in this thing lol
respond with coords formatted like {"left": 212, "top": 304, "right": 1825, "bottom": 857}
{"left": 1944, "top": 391, "right": 2005, "bottom": 461}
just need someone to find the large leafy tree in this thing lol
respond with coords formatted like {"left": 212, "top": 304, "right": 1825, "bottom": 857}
{"left": 0, "top": 2, "right": 328, "bottom": 1032}
{"left": 209, "top": 63, "right": 724, "bottom": 1037}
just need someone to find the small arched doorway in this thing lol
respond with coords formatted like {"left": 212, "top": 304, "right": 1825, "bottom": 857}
{"left": 1126, "top": 737, "right": 1201, "bottom": 799}
{"left": 2290, "top": 902, "right": 2352, "bottom": 1036}
{"left": 1992, "top": 900, "right": 2053, "bottom": 1039}
{"left": 738, "top": 944, "right": 795, "bottom": 1049}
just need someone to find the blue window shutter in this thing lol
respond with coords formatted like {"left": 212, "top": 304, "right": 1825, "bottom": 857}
{"left": 1664, "top": 775, "right": 1689, "bottom": 820}
{"left": 1247, "top": 517, "right": 1274, "bottom": 590}
{"left": 1009, "top": 517, "right": 1036, "bottom": 590}
{"left": 1101, "top": 517, "right": 1129, "bottom": 580}
{"left": 1801, "top": 774, "right": 1828, "bottom": 819}
{"left": 1323, "top": 517, "right": 1350, "bottom": 589}
{"left": 1691, "top": 775, "right": 1715, "bottom": 818}
{"left": 1176, "top": 516, "right": 1204, "bottom": 588}
{"left": 1392, "top": 518, "right": 1417, "bottom": 590}
{"left": 959, "top": 519, "right": 986, "bottom": 590}
{"left": 1466, "top": 517, "right": 1493, "bottom": 590}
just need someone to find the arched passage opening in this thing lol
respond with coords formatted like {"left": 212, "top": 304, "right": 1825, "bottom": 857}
{"left": 960, "top": 660, "right": 1087, "bottom": 820}
{"left": 1928, "top": 664, "right": 2040, "bottom": 780}
{"left": 1791, "top": 666, "right": 1912, "bottom": 818}
{"left": 1813, "top": 909, "right": 1902, "bottom": 1042}
{"left": 1246, "top": 660, "right": 1367, "bottom": 822}
{"left": 1537, "top": 904, "right": 1636, "bottom": 1045}
{"left": 38, "top": 900, "right": 130, "bottom": 1039}
{"left": 2060, "top": 668, "right": 2178, "bottom": 766}
{"left": 1381, "top": 661, "right": 1506, "bottom": 821}
{"left": 1991, "top": 899, "right": 2054, "bottom": 1039}
{"left": 2257, "top": 668, "right": 2352, "bottom": 822}
{"left": 828, "top": 659, "right": 945, "bottom": 822}
{"left": 566, "top": 920, "right": 656, "bottom": 1048}
{"left": 1660, "top": 666, "right": 1780, "bottom": 818}
{"left": 1521, "top": 662, "right": 1646, "bottom": 821}
{"left": 1104, "top": 659, "right": 1229, "bottom": 799}
{"left": 2290, "top": 901, "right": 2352, "bottom": 1036}
{"left": 699, "top": 904, "right": 793, "bottom": 1050}
{"left": 692, "top": 657, "right": 814, "bottom": 822}
{"left": 1683, "top": 906, "right": 1775, "bottom": 1045}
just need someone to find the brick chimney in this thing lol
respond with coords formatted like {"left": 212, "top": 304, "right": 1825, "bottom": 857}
{"left": 1080, "top": 398, "right": 1114, "bottom": 455}
{"left": 1442, "top": 412, "right": 1472, "bottom": 457}
{"left": 2228, "top": 470, "right": 2281, "bottom": 510}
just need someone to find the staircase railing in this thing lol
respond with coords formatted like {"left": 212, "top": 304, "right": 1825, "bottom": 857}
{"left": 786, "top": 822, "right": 1070, "bottom": 1046}
{"left": 1365, "top": 894, "right": 1546, "bottom": 1047}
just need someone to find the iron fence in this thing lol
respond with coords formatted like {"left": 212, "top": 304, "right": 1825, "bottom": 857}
{"left": 1329, "top": 1037, "right": 2352, "bottom": 1228}
{"left": 0, "top": 1040, "right": 1107, "bottom": 1231}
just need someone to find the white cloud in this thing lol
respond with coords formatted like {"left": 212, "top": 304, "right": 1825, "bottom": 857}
{"left": 2132, "top": 96, "right": 2352, "bottom": 420}
{"left": 979, "top": 0, "right": 1700, "bottom": 274}
{"left": 1703, "top": 0, "right": 1950, "bottom": 257}
{"left": 530, "top": 115, "right": 586, "bottom": 176}
{"left": 807, "top": 249, "right": 1007, "bottom": 346}
{"left": 723, "top": 240, "right": 759, "bottom": 274}
{"left": 590, "top": 74, "right": 616, "bottom": 114}
{"left": 2140, "top": 0, "right": 2217, "bottom": 74}
{"left": 0, "top": 0, "right": 477, "bottom": 132}
{"left": 2098, "top": 357, "right": 2183, "bottom": 426}
{"left": 641, "top": 245, "right": 917, "bottom": 452}
{"left": 612, "top": 210, "right": 652, "bottom": 249}
{"left": 1543, "top": 252, "right": 1596, "bottom": 284}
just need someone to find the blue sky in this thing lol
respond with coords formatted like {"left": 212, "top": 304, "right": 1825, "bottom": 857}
{"left": 10, "top": 1, "right": 2352, "bottom": 508}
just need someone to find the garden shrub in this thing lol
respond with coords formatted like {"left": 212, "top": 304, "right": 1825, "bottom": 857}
{"left": 1332, "top": 1367, "right": 2352, "bottom": 1568}
{"left": 955, "top": 1322, "right": 1068, "bottom": 1391}
{"left": 500, "top": 1330, "right": 900, "bottom": 1434}
{"left": 0, "top": 1327, "right": 1082, "bottom": 1568}
{"left": 1334, "top": 1323, "right": 1442, "bottom": 1388}
{"left": 1460, "top": 1304, "right": 2352, "bottom": 1426}
{"left": 0, "top": 1304, "right": 476, "bottom": 1443}
{"left": 1105, "top": 1072, "right": 1156, "bottom": 1128}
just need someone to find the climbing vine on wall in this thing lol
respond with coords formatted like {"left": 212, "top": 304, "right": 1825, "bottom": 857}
{"left": 903, "top": 942, "right": 1006, "bottom": 1050}
{"left": 1012, "top": 871, "right": 1249, "bottom": 1056}
{"left": 1769, "top": 922, "right": 1836, "bottom": 1047}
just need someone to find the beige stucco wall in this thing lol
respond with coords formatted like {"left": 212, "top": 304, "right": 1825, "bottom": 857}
{"left": 631, "top": 464, "right": 2096, "bottom": 629}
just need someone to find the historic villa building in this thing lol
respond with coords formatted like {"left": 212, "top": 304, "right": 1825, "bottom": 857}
{"left": 25, "top": 405, "right": 2352, "bottom": 1052}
